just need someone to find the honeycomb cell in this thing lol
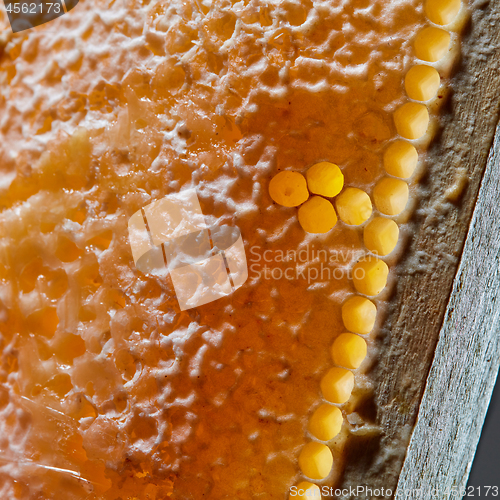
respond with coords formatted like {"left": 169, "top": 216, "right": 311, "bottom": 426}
{"left": 425, "top": 0, "right": 461, "bottom": 25}
{"left": 308, "top": 404, "right": 343, "bottom": 441}
{"left": 86, "top": 230, "right": 113, "bottom": 250}
{"left": 55, "top": 236, "right": 83, "bottom": 262}
{"left": 282, "top": 1, "right": 308, "bottom": 26}
{"left": 114, "top": 348, "right": 137, "bottom": 381}
{"left": 298, "top": 442, "right": 333, "bottom": 480}
{"left": 335, "top": 188, "right": 372, "bottom": 226}
{"left": 46, "top": 268, "right": 69, "bottom": 299}
{"left": 383, "top": 141, "right": 418, "bottom": 179}
{"left": 25, "top": 307, "right": 59, "bottom": 338}
{"left": 306, "top": 162, "right": 344, "bottom": 198}
{"left": 341, "top": 296, "right": 377, "bottom": 334}
{"left": 79, "top": 306, "right": 97, "bottom": 322}
{"left": 114, "top": 391, "right": 128, "bottom": 413}
{"left": 293, "top": 482, "right": 321, "bottom": 500}
{"left": 363, "top": 217, "right": 399, "bottom": 256}
{"left": 405, "top": 65, "right": 441, "bottom": 101}
{"left": 320, "top": 367, "right": 354, "bottom": 404}
{"left": 153, "top": 60, "right": 186, "bottom": 95}
{"left": 331, "top": 333, "right": 367, "bottom": 370}
{"left": 394, "top": 102, "right": 429, "bottom": 140}
{"left": 66, "top": 205, "right": 86, "bottom": 224}
{"left": 298, "top": 196, "right": 337, "bottom": 234}
{"left": 352, "top": 257, "right": 389, "bottom": 296}
{"left": 373, "top": 178, "right": 409, "bottom": 216}
{"left": 55, "top": 333, "right": 86, "bottom": 365}
{"left": 72, "top": 394, "right": 97, "bottom": 420}
{"left": 414, "top": 26, "right": 451, "bottom": 62}
{"left": 128, "top": 413, "right": 158, "bottom": 442}
{"left": 269, "top": 171, "right": 309, "bottom": 207}
{"left": 45, "top": 373, "right": 73, "bottom": 397}
{"left": 19, "top": 257, "right": 44, "bottom": 293}
{"left": 355, "top": 111, "right": 391, "bottom": 143}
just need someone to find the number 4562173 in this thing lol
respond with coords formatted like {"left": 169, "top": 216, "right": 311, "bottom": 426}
{"left": 3, "top": 0, "right": 79, "bottom": 33}
{"left": 5, "top": 2, "right": 61, "bottom": 13}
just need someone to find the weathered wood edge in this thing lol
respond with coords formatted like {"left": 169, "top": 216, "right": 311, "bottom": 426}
{"left": 395, "top": 120, "right": 500, "bottom": 498}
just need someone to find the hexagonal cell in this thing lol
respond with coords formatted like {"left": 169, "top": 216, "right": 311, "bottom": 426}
{"left": 335, "top": 188, "right": 372, "bottom": 226}
{"left": 269, "top": 171, "right": 309, "bottom": 207}
{"left": 321, "top": 367, "right": 354, "bottom": 404}
{"left": 298, "top": 196, "right": 337, "bottom": 234}
{"left": 363, "top": 217, "right": 400, "bottom": 256}
{"left": 405, "top": 65, "right": 441, "bottom": 101}
{"left": 342, "top": 296, "right": 377, "bottom": 334}
{"left": 414, "top": 26, "right": 451, "bottom": 62}
{"left": 394, "top": 102, "right": 429, "bottom": 140}
{"left": 383, "top": 141, "right": 419, "bottom": 179}
{"left": 298, "top": 441, "right": 333, "bottom": 480}
{"left": 308, "top": 404, "right": 343, "bottom": 441}
{"left": 352, "top": 257, "right": 389, "bottom": 296}
{"left": 373, "top": 178, "right": 409, "bottom": 216}
{"left": 425, "top": 0, "right": 461, "bottom": 25}
{"left": 25, "top": 307, "right": 59, "bottom": 338}
{"left": 331, "top": 333, "right": 367, "bottom": 369}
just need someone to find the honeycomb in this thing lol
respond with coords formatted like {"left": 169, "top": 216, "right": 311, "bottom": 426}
{"left": 0, "top": 0, "right": 460, "bottom": 497}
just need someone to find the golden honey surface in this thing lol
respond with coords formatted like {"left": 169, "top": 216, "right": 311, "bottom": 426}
{"left": 0, "top": 0, "right": 439, "bottom": 497}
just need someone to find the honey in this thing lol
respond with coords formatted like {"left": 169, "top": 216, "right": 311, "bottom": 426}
{"left": 0, "top": 0, "right": 461, "bottom": 496}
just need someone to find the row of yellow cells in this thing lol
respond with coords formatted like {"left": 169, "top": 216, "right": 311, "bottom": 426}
{"left": 268, "top": 0, "right": 461, "bottom": 495}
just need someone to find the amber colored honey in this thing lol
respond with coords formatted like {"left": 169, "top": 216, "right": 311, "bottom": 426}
{"left": 0, "top": 0, "right": 428, "bottom": 498}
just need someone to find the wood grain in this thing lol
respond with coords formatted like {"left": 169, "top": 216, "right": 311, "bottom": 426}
{"left": 338, "top": 0, "right": 500, "bottom": 495}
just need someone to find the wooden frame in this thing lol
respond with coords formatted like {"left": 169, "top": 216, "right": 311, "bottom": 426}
{"left": 338, "top": 0, "right": 500, "bottom": 494}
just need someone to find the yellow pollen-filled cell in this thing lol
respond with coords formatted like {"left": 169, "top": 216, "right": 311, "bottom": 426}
{"left": 320, "top": 367, "right": 354, "bottom": 404}
{"left": 309, "top": 404, "right": 343, "bottom": 441}
{"left": 298, "top": 442, "right": 333, "bottom": 480}
{"left": 373, "top": 178, "right": 409, "bottom": 216}
{"left": 405, "top": 65, "right": 441, "bottom": 101}
{"left": 363, "top": 217, "right": 400, "bottom": 256}
{"left": 306, "top": 162, "right": 344, "bottom": 198}
{"left": 335, "top": 188, "right": 372, "bottom": 226}
{"left": 425, "top": 0, "right": 461, "bottom": 25}
{"left": 294, "top": 482, "right": 322, "bottom": 500}
{"left": 298, "top": 196, "right": 337, "bottom": 234}
{"left": 331, "top": 333, "right": 368, "bottom": 370}
{"left": 341, "top": 296, "right": 377, "bottom": 334}
{"left": 352, "top": 257, "right": 389, "bottom": 296}
{"left": 414, "top": 26, "right": 451, "bottom": 62}
{"left": 383, "top": 141, "right": 418, "bottom": 179}
{"left": 269, "top": 171, "right": 309, "bottom": 207}
{"left": 394, "top": 102, "right": 429, "bottom": 140}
